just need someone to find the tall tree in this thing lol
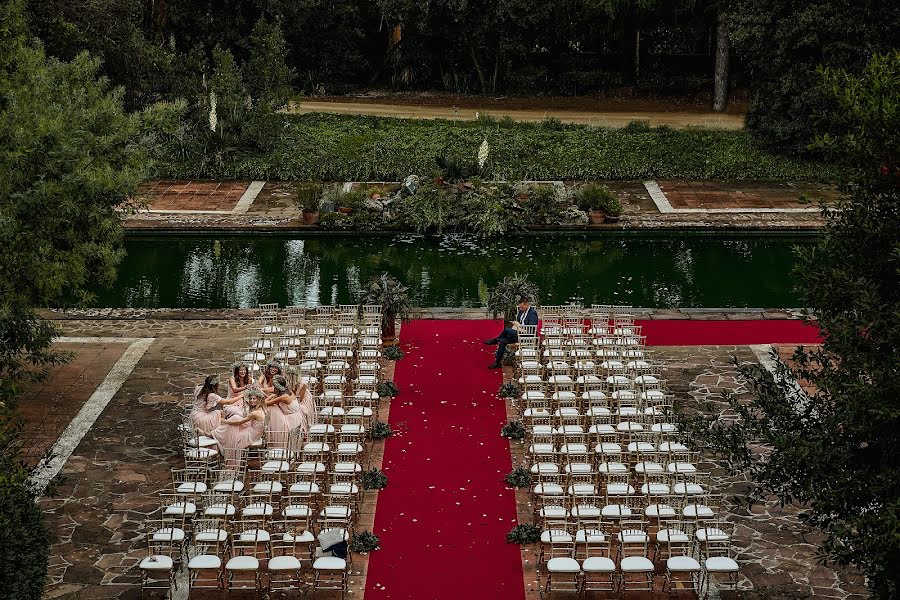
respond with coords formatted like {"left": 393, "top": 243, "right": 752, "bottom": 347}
{"left": 678, "top": 52, "right": 900, "bottom": 598}
{"left": 728, "top": 0, "right": 899, "bottom": 153}
{"left": 1, "top": 2, "right": 182, "bottom": 597}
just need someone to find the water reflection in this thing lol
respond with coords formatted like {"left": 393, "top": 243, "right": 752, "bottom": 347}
{"left": 92, "top": 234, "right": 812, "bottom": 309}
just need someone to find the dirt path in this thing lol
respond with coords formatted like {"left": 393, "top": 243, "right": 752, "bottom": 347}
{"left": 288, "top": 100, "right": 746, "bottom": 129}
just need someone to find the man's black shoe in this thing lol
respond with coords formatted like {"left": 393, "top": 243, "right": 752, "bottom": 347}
{"left": 483, "top": 338, "right": 498, "bottom": 345}
{"left": 488, "top": 362, "right": 502, "bottom": 369}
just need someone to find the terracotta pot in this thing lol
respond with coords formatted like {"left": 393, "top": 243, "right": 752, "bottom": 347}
{"left": 302, "top": 211, "right": 320, "bottom": 225}
{"left": 589, "top": 210, "right": 606, "bottom": 225}
{"left": 338, "top": 206, "right": 354, "bottom": 214}
{"left": 381, "top": 317, "right": 397, "bottom": 343}
{"left": 434, "top": 176, "right": 445, "bottom": 186}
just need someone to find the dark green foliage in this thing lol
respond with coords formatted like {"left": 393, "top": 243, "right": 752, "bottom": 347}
{"left": 350, "top": 531, "right": 380, "bottom": 553}
{"left": 728, "top": 0, "right": 900, "bottom": 154}
{"left": 504, "top": 467, "right": 531, "bottom": 488}
{"left": 500, "top": 420, "right": 526, "bottom": 440}
{"left": 294, "top": 182, "right": 323, "bottom": 212}
{"left": 370, "top": 421, "right": 393, "bottom": 440}
{"left": 243, "top": 18, "right": 295, "bottom": 111}
{"left": 677, "top": 57, "right": 900, "bottom": 598}
{"left": 499, "top": 382, "right": 521, "bottom": 399}
{"left": 361, "top": 468, "right": 389, "bottom": 490}
{"left": 377, "top": 381, "right": 399, "bottom": 398}
{"left": 157, "top": 113, "right": 845, "bottom": 181}
{"left": 574, "top": 183, "right": 620, "bottom": 214}
{"left": 506, "top": 523, "right": 541, "bottom": 544}
{"left": 0, "top": 481, "right": 51, "bottom": 600}
{"left": 488, "top": 275, "right": 540, "bottom": 321}
{"left": 382, "top": 345, "right": 404, "bottom": 361}
{"left": 0, "top": 3, "right": 178, "bottom": 597}
{"left": 360, "top": 274, "right": 412, "bottom": 337}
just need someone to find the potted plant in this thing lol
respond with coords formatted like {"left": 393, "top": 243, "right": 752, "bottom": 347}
{"left": 360, "top": 273, "right": 412, "bottom": 343}
{"left": 487, "top": 274, "right": 540, "bottom": 323}
{"left": 295, "top": 182, "right": 323, "bottom": 225}
{"left": 575, "top": 183, "right": 619, "bottom": 225}
{"left": 599, "top": 194, "right": 624, "bottom": 223}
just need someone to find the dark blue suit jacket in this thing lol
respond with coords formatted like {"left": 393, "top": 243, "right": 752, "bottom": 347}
{"left": 516, "top": 306, "right": 539, "bottom": 326}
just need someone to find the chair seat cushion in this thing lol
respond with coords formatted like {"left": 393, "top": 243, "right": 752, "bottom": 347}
{"left": 575, "top": 529, "right": 606, "bottom": 543}
{"left": 283, "top": 530, "right": 315, "bottom": 543}
{"left": 269, "top": 555, "right": 302, "bottom": 570}
{"left": 213, "top": 481, "right": 244, "bottom": 493}
{"left": 152, "top": 528, "right": 185, "bottom": 542}
{"left": 582, "top": 556, "right": 616, "bottom": 572}
{"left": 239, "top": 529, "right": 271, "bottom": 542}
{"left": 705, "top": 556, "right": 739, "bottom": 572}
{"left": 188, "top": 554, "right": 221, "bottom": 569}
{"left": 667, "top": 556, "right": 701, "bottom": 572}
{"left": 696, "top": 528, "right": 730, "bottom": 542}
{"left": 540, "top": 530, "right": 573, "bottom": 543}
{"left": 313, "top": 556, "right": 347, "bottom": 570}
{"left": 140, "top": 555, "right": 173, "bottom": 570}
{"left": 195, "top": 529, "right": 228, "bottom": 543}
{"left": 656, "top": 529, "right": 690, "bottom": 543}
{"left": 226, "top": 556, "right": 260, "bottom": 570}
{"left": 547, "top": 557, "right": 581, "bottom": 573}
{"left": 620, "top": 556, "right": 654, "bottom": 572}
{"left": 283, "top": 505, "right": 312, "bottom": 518}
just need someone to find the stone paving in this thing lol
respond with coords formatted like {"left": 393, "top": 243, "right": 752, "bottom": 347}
{"left": 25, "top": 317, "right": 863, "bottom": 600}
{"left": 19, "top": 342, "right": 126, "bottom": 469}
{"left": 505, "top": 345, "right": 866, "bottom": 600}
{"left": 137, "top": 181, "right": 249, "bottom": 212}
{"left": 33, "top": 318, "right": 392, "bottom": 600}
{"left": 658, "top": 180, "right": 837, "bottom": 210}
{"left": 124, "top": 180, "right": 832, "bottom": 231}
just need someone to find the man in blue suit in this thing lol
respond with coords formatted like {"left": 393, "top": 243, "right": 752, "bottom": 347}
{"left": 484, "top": 297, "right": 539, "bottom": 369}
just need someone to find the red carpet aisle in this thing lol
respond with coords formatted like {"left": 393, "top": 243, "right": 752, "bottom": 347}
{"left": 638, "top": 319, "right": 822, "bottom": 346}
{"left": 364, "top": 320, "right": 526, "bottom": 599}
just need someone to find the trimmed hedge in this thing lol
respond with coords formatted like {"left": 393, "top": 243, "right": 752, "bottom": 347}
{"left": 158, "top": 113, "right": 846, "bottom": 182}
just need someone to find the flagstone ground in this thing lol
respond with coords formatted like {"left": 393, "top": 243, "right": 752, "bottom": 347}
{"left": 26, "top": 316, "right": 866, "bottom": 599}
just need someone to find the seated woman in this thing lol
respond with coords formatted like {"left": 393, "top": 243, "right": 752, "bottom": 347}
{"left": 191, "top": 375, "right": 244, "bottom": 436}
{"left": 211, "top": 387, "right": 266, "bottom": 451}
{"left": 293, "top": 376, "right": 317, "bottom": 435}
{"left": 265, "top": 375, "right": 306, "bottom": 448}
{"left": 259, "top": 361, "right": 282, "bottom": 395}
{"left": 228, "top": 363, "right": 253, "bottom": 398}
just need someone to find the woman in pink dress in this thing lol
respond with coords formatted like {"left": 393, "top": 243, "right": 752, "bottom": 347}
{"left": 191, "top": 375, "right": 244, "bottom": 436}
{"left": 211, "top": 389, "right": 267, "bottom": 451}
{"left": 265, "top": 375, "right": 306, "bottom": 448}
{"left": 294, "top": 377, "right": 317, "bottom": 434}
{"left": 259, "top": 361, "right": 282, "bottom": 395}
{"left": 228, "top": 363, "right": 253, "bottom": 398}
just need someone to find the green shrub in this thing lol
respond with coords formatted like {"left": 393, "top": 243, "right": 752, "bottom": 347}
{"left": 371, "top": 421, "right": 393, "bottom": 440}
{"left": 488, "top": 274, "right": 540, "bottom": 321}
{"left": 501, "top": 420, "right": 526, "bottom": 440}
{"left": 350, "top": 531, "right": 380, "bottom": 553}
{"left": 382, "top": 345, "right": 404, "bottom": 361}
{"left": 156, "top": 113, "right": 846, "bottom": 182}
{"left": 361, "top": 468, "right": 389, "bottom": 490}
{"left": 505, "top": 466, "right": 531, "bottom": 488}
{"left": 294, "top": 182, "right": 323, "bottom": 212}
{"left": 506, "top": 523, "right": 541, "bottom": 544}
{"left": 575, "top": 183, "right": 617, "bottom": 212}
{"left": 499, "top": 381, "right": 521, "bottom": 399}
{"left": 377, "top": 381, "right": 399, "bottom": 398}
{"left": 0, "top": 481, "right": 50, "bottom": 600}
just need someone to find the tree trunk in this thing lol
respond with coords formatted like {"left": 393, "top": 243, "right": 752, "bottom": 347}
{"left": 713, "top": 10, "right": 730, "bottom": 113}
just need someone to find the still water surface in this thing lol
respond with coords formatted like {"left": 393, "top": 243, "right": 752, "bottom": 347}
{"left": 93, "top": 233, "right": 813, "bottom": 309}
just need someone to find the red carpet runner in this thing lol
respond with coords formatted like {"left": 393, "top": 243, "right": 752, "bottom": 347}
{"left": 364, "top": 320, "right": 525, "bottom": 600}
{"left": 638, "top": 319, "right": 822, "bottom": 346}
{"left": 363, "top": 318, "right": 820, "bottom": 598}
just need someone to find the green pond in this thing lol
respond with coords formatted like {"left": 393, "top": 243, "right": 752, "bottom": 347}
{"left": 94, "top": 233, "right": 814, "bottom": 309}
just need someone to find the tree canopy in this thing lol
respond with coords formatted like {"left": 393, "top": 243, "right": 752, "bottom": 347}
{"left": 678, "top": 52, "right": 900, "bottom": 598}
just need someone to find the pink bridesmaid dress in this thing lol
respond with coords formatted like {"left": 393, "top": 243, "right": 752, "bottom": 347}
{"left": 212, "top": 411, "right": 265, "bottom": 451}
{"left": 267, "top": 395, "right": 306, "bottom": 448}
{"left": 190, "top": 385, "right": 222, "bottom": 436}
{"left": 296, "top": 381, "right": 317, "bottom": 434}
